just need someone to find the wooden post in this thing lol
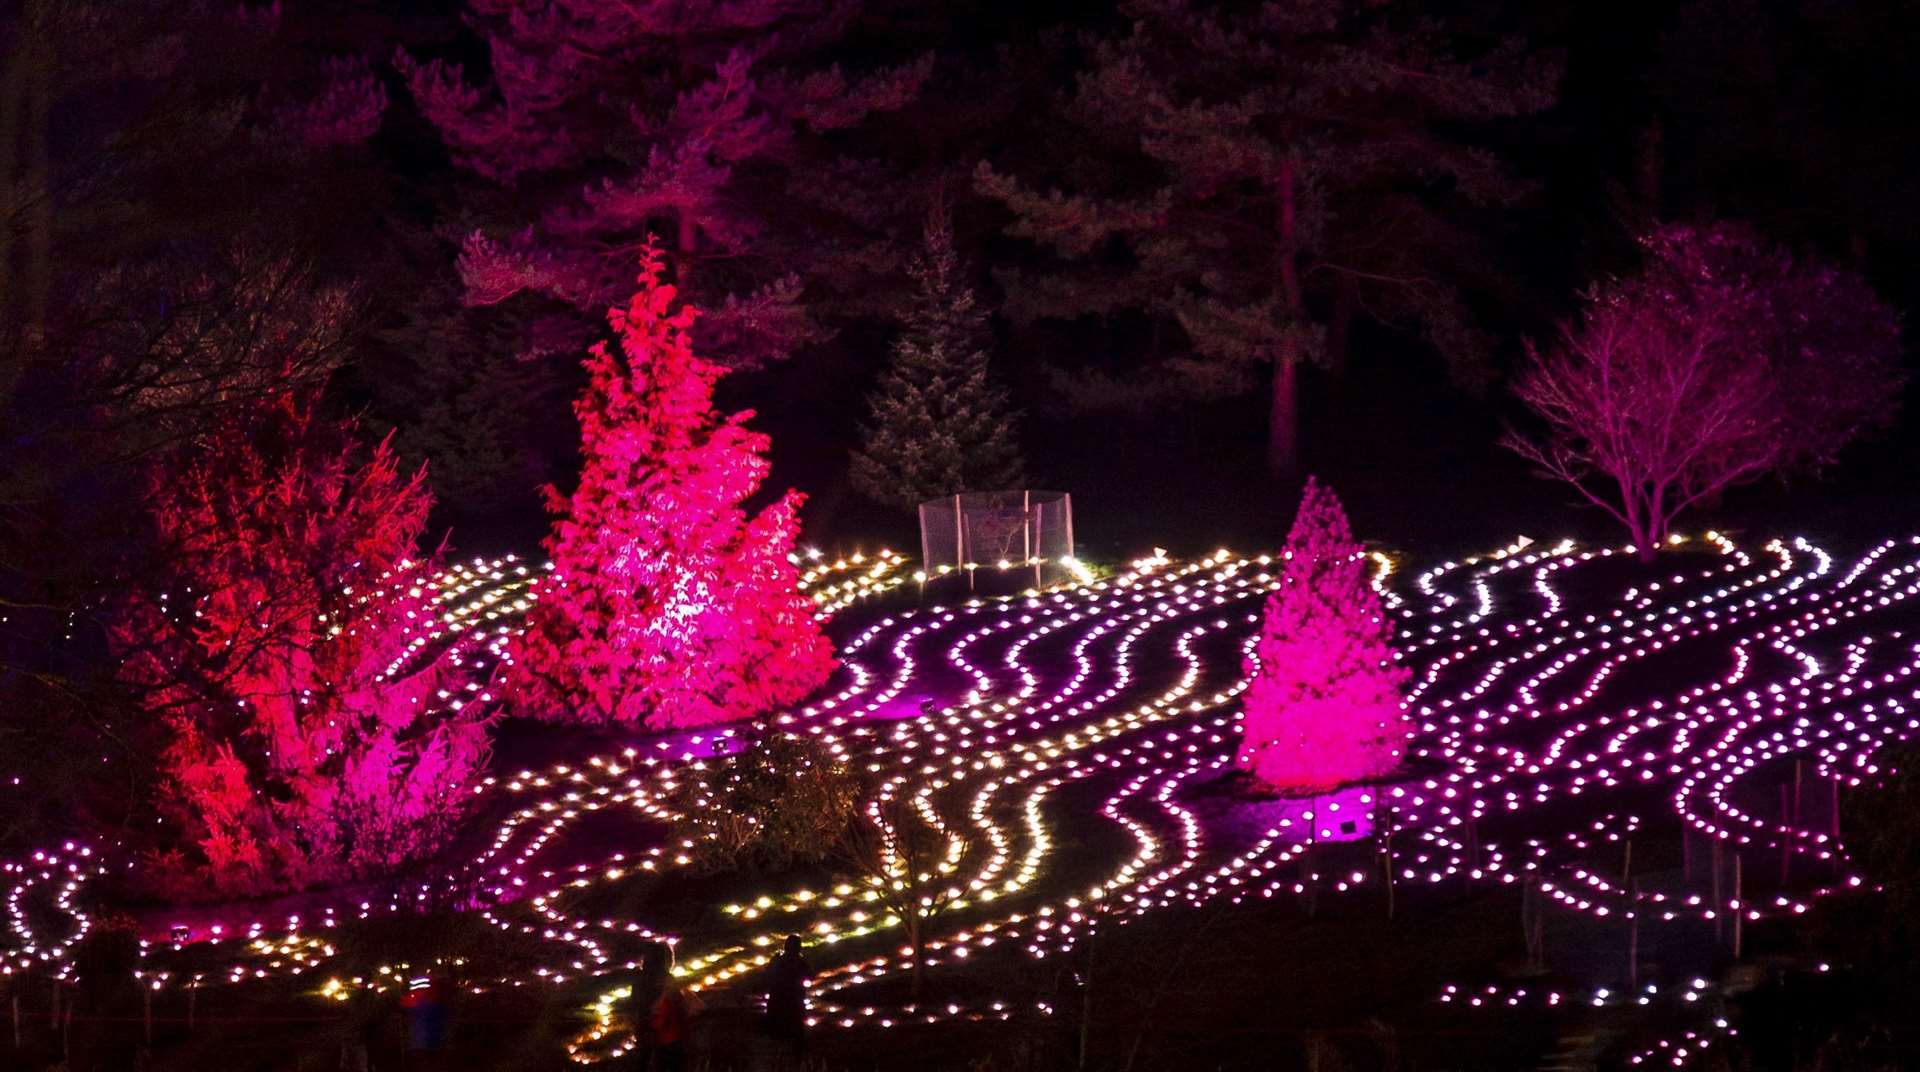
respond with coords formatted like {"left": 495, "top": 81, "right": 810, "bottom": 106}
{"left": 1733, "top": 853, "right": 1744, "bottom": 960}
{"left": 1682, "top": 824, "right": 1692, "bottom": 881}
{"left": 1622, "top": 836, "right": 1633, "bottom": 885}
{"left": 1781, "top": 784, "right": 1792, "bottom": 885}
{"left": 1380, "top": 806, "right": 1395, "bottom": 920}
{"left": 1520, "top": 877, "right": 1530, "bottom": 963}
{"left": 1832, "top": 776, "right": 1842, "bottom": 840}
{"left": 1077, "top": 919, "right": 1093, "bottom": 1072}
{"left": 187, "top": 982, "right": 196, "bottom": 1031}
{"left": 1794, "top": 759, "right": 1804, "bottom": 827}
{"left": 1628, "top": 880, "right": 1640, "bottom": 987}
{"left": 1534, "top": 892, "right": 1546, "bottom": 971}
{"left": 1712, "top": 839, "right": 1724, "bottom": 943}
{"left": 1522, "top": 877, "right": 1540, "bottom": 970}
{"left": 1305, "top": 799, "right": 1319, "bottom": 919}
{"left": 1465, "top": 819, "right": 1477, "bottom": 891}
{"left": 145, "top": 986, "right": 153, "bottom": 1046}
{"left": 12, "top": 991, "right": 19, "bottom": 1050}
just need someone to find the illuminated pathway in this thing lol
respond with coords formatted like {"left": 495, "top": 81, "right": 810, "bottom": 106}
{"left": 5, "top": 534, "right": 1919, "bottom": 1068}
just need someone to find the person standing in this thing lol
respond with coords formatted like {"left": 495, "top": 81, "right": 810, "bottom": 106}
{"left": 626, "top": 944, "right": 668, "bottom": 1071}
{"left": 646, "top": 944, "right": 698, "bottom": 1072}
{"left": 400, "top": 976, "right": 449, "bottom": 1071}
{"left": 762, "top": 935, "right": 812, "bottom": 1067}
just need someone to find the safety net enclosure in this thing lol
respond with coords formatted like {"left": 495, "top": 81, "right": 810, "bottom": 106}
{"left": 918, "top": 490, "right": 1075, "bottom": 590}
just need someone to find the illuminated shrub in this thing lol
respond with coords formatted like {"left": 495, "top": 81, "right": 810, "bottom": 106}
{"left": 113, "top": 394, "right": 487, "bottom": 897}
{"left": 1238, "top": 478, "right": 1410, "bottom": 791}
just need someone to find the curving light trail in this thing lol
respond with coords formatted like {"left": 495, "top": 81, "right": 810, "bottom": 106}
{"left": 5, "top": 534, "right": 1919, "bottom": 1069}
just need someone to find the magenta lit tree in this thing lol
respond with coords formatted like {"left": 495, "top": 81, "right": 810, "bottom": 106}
{"left": 505, "top": 247, "right": 835, "bottom": 729}
{"left": 1237, "top": 479, "right": 1410, "bottom": 792}
{"left": 112, "top": 393, "right": 488, "bottom": 898}
{"left": 1505, "top": 222, "right": 1903, "bottom": 558}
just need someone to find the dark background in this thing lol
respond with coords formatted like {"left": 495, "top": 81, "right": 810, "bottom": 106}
{"left": 358, "top": 0, "right": 1920, "bottom": 564}
{"left": 8, "top": 0, "right": 1920, "bottom": 667}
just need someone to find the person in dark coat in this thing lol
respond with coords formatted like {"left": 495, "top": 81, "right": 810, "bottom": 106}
{"left": 400, "top": 976, "right": 450, "bottom": 1071}
{"left": 651, "top": 944, "right": 701, "bottom": 1072}
{"left": 762, "top": 935, "right": 812, "bottom": 1064}
{"left": 628, "top": 943, "right": 669, "bottom": 1070}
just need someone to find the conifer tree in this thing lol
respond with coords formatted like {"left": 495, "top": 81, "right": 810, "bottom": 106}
{"left": 111, "top": 392, "right": 488, "bottom": 897}
{"left": 4, "top": 2, "right": 420, "bottom": 839}
{"left": 506, "top": 247, "right": 835, "bottom": 729}
{"left": 1238, "top": 478, "right": 1410, "bottom": 792}
{"left": 398, "top": 1, "right": 931, "bottom": 369}
{"left": 850, "top": 210, "right": 1026, "bottom": 511}
{"left": 976, "top": 0, "right": 1559, "bottom": 474}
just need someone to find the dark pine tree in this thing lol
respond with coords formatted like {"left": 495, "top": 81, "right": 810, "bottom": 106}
{"left": 398, "top": 0, "right": 932, "bottom": 370}
{"left": 977, "top": 0, "right": 1560, "bottom": 474}
{"left": 851, "top": 209, "right": 1026, "bottom": 511}
{"left": 363, "top": 229, "right": 564, "bottom": 533}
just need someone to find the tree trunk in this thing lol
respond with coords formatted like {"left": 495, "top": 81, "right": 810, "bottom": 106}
{"left": 1623, "top": 484, "right": 1660, "bottom": 561}
{"left": 1269, "top": 155, "right": 1303, "bottom": 476}
{"left": 1636, "top": 506, "right": 1664, "bottom": 561}
{"left": 907, "top": 914, "right": 927, "bottom": 1000}
{"left": 1269, "top": 357, "right": 1298, "bottom": 477}
{"left": 1643, "top": 484, "right": 1668, "bottom": 558}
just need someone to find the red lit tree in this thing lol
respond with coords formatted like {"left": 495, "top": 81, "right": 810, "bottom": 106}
{"left": 1238, "top": 479, "right": 1409, "bottom": 792}
{"left": 112, "top": 392, "right": 488, "bottom": 898}
{"left": 1505, "top": 222, "right": 1904, "bottom": 558}
{"left": 505, "top": 248, "right": 834, "bottom": 729}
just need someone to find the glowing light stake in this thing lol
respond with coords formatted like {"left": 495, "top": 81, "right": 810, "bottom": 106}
{"left": 7, "top": 534, "right": 1920, "bottom": 1068}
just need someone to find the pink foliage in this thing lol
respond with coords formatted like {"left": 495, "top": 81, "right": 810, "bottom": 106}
{"left": 504, "top": 247, "right": 835, "bottom": 729}
{"left": 260, "top": 57, "right": 387, "bottom": 153}
{"left": 1238, "top": 479, "right": 1410, "bottom": 793}
{"left": 391, "top": 51, "right": 577, "bottom": 182}
{"left": 1506, "top": 222, "right": 1904, "bottom": 557}
{"left": 396, "top": 2, "right": 930, "bottom": 366}
{"left": 112, "top": 393, "right": 488, "bottom": 898}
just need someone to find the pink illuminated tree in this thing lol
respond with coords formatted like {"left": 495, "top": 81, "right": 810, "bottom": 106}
{"left": 1505, "top": 222, "right": 1903, "bottom": 558}
{"left": 112, "top": 392, "right": 489, "bottom": 898}
{"left": 1238, "top": 479, "right": 1410, "bottom": 792}
{"left": 505, "top": 247, "right": 834, "bottom": 729}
